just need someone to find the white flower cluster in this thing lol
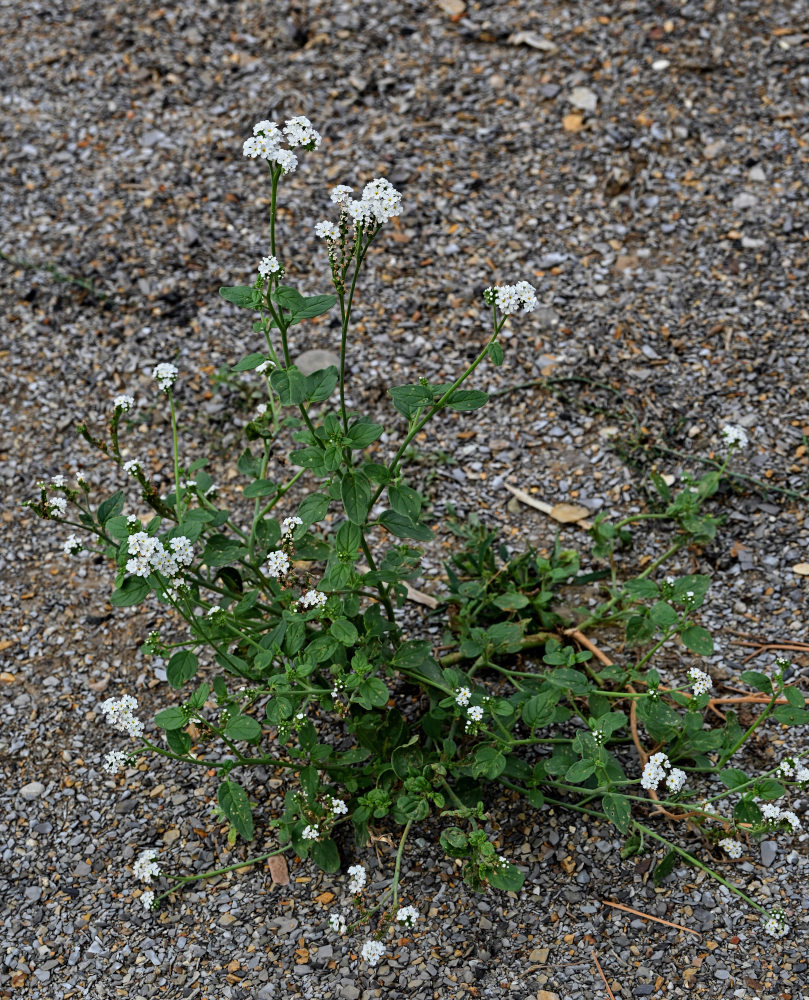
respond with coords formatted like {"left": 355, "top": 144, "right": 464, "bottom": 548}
{"left": 483, "top": 280, "right": 538, "bottom": 314}
{"left": 641, "top": 752, "right": 687, "bottom": 794}
{"left": 718, "top": 837, "right": 743, "bottom": 859}
{"left": 331, "top": 797, "right": 348, "bottom": 815}
{"left": 468, "top": 705, "right": 484, "bottom": 723}
{"left": 281, "top": 516, "right": 303, "bottom": 538}
{"left": 688, "top": 667, "right": 712, "bottom": 696}
{"left": 242, "top": 116, "right": 321, "bottom": 173}
{"left": 266, "top": 550, "right": 290, "bottom": 578}
{"left": 152, "top": 362, "right": 179, "bottom": 392}
{"left": 299, "top": 589, "right": 327, "bottom": 610}
{"left": 315, "top": 178, "right": 403, "bottom": 237}
{"left": 133, "top": 849, "right": 160, "bottom": 883}
{"left": 63, "top": 534, "right": 83, "bottom": 556}
{"left": 360, "top": 940, "right": 385, "bottom": 966}
{"left": 396, "top": 905, "right": 419, "bottom": 927}
{"left": 126, "top": 532, "right": 194, "bottom": 578}
{"left": 140, "top": 890, "right": 155, "bottom": 910}
{"left": 103, "top": 749, "right": 129, "bottom": 774}
{"left": 255, "top": 360, "right": 274, "bottom": 375}
{"left": 347, "top": 864, "right": 366, "bottom": 894}
{"left": 47, "top": 496, "right": 67, "bottom": 516}
{"left": 114, "top": 394, "right": 135, "bottom": 412}
{"left": 258, "top": 255, "right": 281, "bottom": 277}
{"left": 455, "top": 687, "right": 471, "bottom": 707}
{"left": 123, "top": 459, "right": 141, "bottom": 476}
{"left": 328, "top": 912, "right": 347, "bottom": 934}
{"left": 99, "top": 694, "right": 144, "bottom": 738}
{"left": 51, "top": 474, "right": 67, "bottom": 487}
{"left": 721, "top": 423, "right": 749, "bottom": 450}
{"left": 763, "top": 909, "right": 789, "bottom": 938}
{"left": 302, "top": 824, "right": 320, "bottom": 841}
{"left": 760, "top": 802, "right": 801, "bottom": 831}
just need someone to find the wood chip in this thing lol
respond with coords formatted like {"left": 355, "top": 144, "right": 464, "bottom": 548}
{"left": 267, "top": 854, "right": 290, "bottom": 885}
{"left": 504, "top": 484, "right": 593, "bottom": 529}
{"left": 404, "top": 582, "right": 439, "bottom": 609}
{"left": 549, "top": 502, "right": 592, "bottom": 524}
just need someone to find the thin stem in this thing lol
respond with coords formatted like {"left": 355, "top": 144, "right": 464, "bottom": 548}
{"left": 154, "top": 845, "right": 292, "bottom": 904}
{"left": 359, "top": 532, "right": 395, "bottom": 622}
{"left": 168, "top": 390, "right": 183, "bottom": 522}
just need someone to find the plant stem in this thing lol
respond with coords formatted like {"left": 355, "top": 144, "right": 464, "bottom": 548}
{"left": 154, "top": 845, "right": 292, "bottom": 904}
{"left": 168, "top": 390, "right": 183, "bottom": 522}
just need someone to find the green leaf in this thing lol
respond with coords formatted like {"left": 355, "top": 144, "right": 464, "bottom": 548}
{"left": 356, "top": 677, "right": 389, "bottom": 709}
{"left": 98, "top": 490, "right": 125, "bottom": 525}
{"left": 392, "top": 738, "right": 424, "bottom": 779}
{"left": 388, "top": 484, "right": 423, "bottom": 521}
{"left": 330, "top": 618, "right": 359, "bottom": 645}
{"left": 473, "top": 746, "right": 506, "bottom": 779}
{"left": 219, "top": 285, "right": 260, "bottom": 310}
{"left": 719, "top": 768, "right": 749, "bottom": 790}
{"left": 270, "top": 285, "right": 305, "bottom": 312}
{"left": 378, "top": 509, "right": 432, "bottom": 541}
{"left": 773, "top": 705, "right": 809, "bottom": 726}
{"left": 217, "top": 780, "right": 254, "bottom": 841}
{"left": 626, "top": 614, "right": 656, "bottom": 646}
{"left": 739, "top": 670, "right": 773, "bottom": 695}
{"left": 388, "top": 383, "right": 433, "bottom": 419}
{"left": 224, "top": 714, "right": 262, "bottom": 742}
{"left": 311, "top": 838, "right": 340, "bottom": 873}
{"left": 756, "top": 778, "right": 787, "bottom": 800}
{"left": 304, "top": 366, "right": 339, "bottom": 403}
{"left": 487, "top": 342, "right": 504, "bottom": 366}
{"left": 166, "top": 651, "right": 198, "bottom": 689}
{"left": 165, "top": 728, "right": 191, "bottom": 755}
{"left": 546, "top": 669, "right": 590, "bottom": 695}
{"left": 445, "top": 389, "right": 489, "bottom": 412}
{"left": 231, "top": 352, "right": 268, "bottom": 372}
{"left": 106, "top": 515, "right": 130, "bottom": 541}
{"left": 243, "top": 479, "right": 277, "bottom": 498}
{"left": 680, "top": 625, "right": 714, "bottom": 657}
{"left": 650, "top": 471, "right": 671, "bottom": 502}
{"left": 270, "top": 367, "right": 307, "bottom": 406}
{"left": 623, "top": 578, "right": 660, "bottom": 600}
{"left": 341, "top": 471, "right": 371, "bottom": 524}
{"left": 238, "top": 447, "right": 261, "bottom": 478}
{"left": 650, "top": 601, "right": 679, "bottom": 627}
{"left": 345, "top": 419, "right": 384, "bottom": 449}
{"left": 440, "top": 827, "right": 469, "bottom": 858}
{"left": 492, "top": 591, "right": 530, "bottom": 610}
{"left": 602, "top": 792, "right": 632, "bottom": 834}
{"left": 488, "top": 863, "right": 524, "bottom": 892}
{"left": 652, "top": 850, "right": 677, "bottom": 886}
{"left": 521, "top": 690, "right": 558, "bottom": 730}
{"left": 201, "top": 536, "right": 248, "bottom": 567}
{"left": 784, "top": 686, "right": 805, "bottom": 709}
{"left": 154, "top": 706, "right": 188, "bottom": 730}
{"left": 188, "top": 682, "right": 210, "bottom": 710}
{"left": 298, "top": 492, "right": 330, "bottom": 525}
{"left": 110, "top": 576, "right": 151, "bottom": 607}
{"left": 565, "top": 759, "right": 595, "bottom": 783}
{"left": 290, "top": 293, "right": 338, "bottom": 324}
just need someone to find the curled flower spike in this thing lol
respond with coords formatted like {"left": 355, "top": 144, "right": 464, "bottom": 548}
{"left": 455, "top": 687, "right": 471, "bottom": 707}
{"left": 347, "top": 864, "right": 366, "bottom": 894}
{"left": 266, "top": 550, "right": 290, "bottom": 578}
{"left": 152, "top": 362, "right": 179, "bottom": 392}
{"left": 301, "top": 824, "right": 320, "bottom": 841}
{"left": 258, "top": 255, "right": 281, "bottom": 277}
{"left": 51, "top": 474, "right": 67, "bottom": 487}
{"left": 63, "top": 534, "right": 83, "bottom": 556}
{"left": 133, "top": 849, "right": 160, "bottom": 883}
{"left": 328, "top": 912, "right": 347, "bottom": 934}
{"left": 396, "top": 905, "right": 419, "bottom": 927}
{"left": 103, "top": 749, "right": 128, "bottom": 774}
{"left": 483, "top": 281, "right": 538, "bottom": 314}
{"left": 687, "top": 667, "right": 712, "bottom": 696}
{"left": 719, "top": 837, "right": 743, "bottom": 859}
{"left": 114, "top": 394, "right": 135, "bottom": 412}
{"left": 666, "top": 768, "right": 687, "bottom": 794}
{"left": 140, "top": 890, "right": 155, "bottom": 910}
{"left": 47, "top": 496, "right": 67, "bottom": 516}
{"left": 641, "top": 752, "right": 670, "bottom": 791}
{"left": 763, "top": 909, "right": 789, "bottom": 938}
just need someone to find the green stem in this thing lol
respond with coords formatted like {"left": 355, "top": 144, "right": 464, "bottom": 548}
{"left": 168, "top": 390, "right": 183, "bottom": 522}
{"left": 359, "top": 532, "right": 396, "bottom": 623}
{"left": 716, "top": 690, "right": 779, "bottom": 769}
{"left": 154, "top": 845, "right": 293, "bottom": 904}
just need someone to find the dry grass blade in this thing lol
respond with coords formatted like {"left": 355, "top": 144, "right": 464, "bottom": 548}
{"left": 591, "top": 949, "right": 617, "bottom": 1000}
{"left": 601, "top": 899, "right": 702, "bottom": 938}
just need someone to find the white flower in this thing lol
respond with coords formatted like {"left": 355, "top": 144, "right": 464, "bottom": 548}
{"left": 281, "top": 515, "right": 303, "bottom": 538}
{"left": 255, "top": 360, "right": 273, "bottom": 375}
{"left": 114, "top": 394, "right": 135, "bottom": 412}
{"left": 484, "top": 281, "right": 538, "bottom": 314}
{"left": 721, "top": 424, "right": 749, "bottom": 450}
{"left": 127, "top": 514, "right": 140, "bottom": 525}
{"left": 100, "top": 694, "right": 144, "bottom": 739}
{"left": 395, "top": 905, "right": 419, "bottom": 927}
{"left": 256, "top": 403, "right": 268, "bottom": 416}
{"left": 688, "top": 667, "right": 712, "bottom": 697}
{"left": 102, "top": 749, "right": 128, "bottom": 774}
{"left": 468, "top": 705, "right": 484, "bottom": 722}
{"left": 760, "top": 802, "right": 781, "bottom": 821}
{"left": 258, "top": 255, "right": 281, "bottom": 277}
{"left": 169, "top": 536, "right": 194, "bottom": 567}
{"left": 330, "top": 185, "right": 354, "bottom": 205}
{"left": 273, "top": 148, "right": 298, "bottom": 174}
{"left": 795, "top": 766, "right": 809, "bottom": 783}
{"left": 283, "top": 115, "right": 321, "bottom": 149}
{"left": 132, "top": 849, "right": 160, "bottom": 883}
{"left": 455, "top": 687, "right": 471, "bottom": 707}
{"left": 666, "top": 768, "right": 687, "bottom": 794}
{"left": 299, "top": 589, "right": 327, "bottom": 610}
{"left": 152, "top": 362, "right": 179, "bottom": 392}
{"left": 123, "top": 459, "right": 141, "bottom": 476}
{"left": 361, "top": 940, "right": 385, "bottom": 966}
{"left": 47, "top": 496, "right": 67, "bottom": 516}
{"left": 328, "top": 912, "right": 347, "bottom": 934}
{"left": 140, "top": 890, "right": 155, "bottom": 910}
{"left": 648, "top": 752, "right": 670, "bottom": 768}
{"left": 718, "top": 837, "right": 743, "bottom": 859}
{"left": 763, "top": 909, "right": 789, "bottom": 938}
{"left": 266, "top": 550, "right": 290, "bottom": 578}
{"left": 51, "top": 474, "right": 67, "bottom": 487}
{"left": 778, "top": 759, "right": 795, "bottom": 778}
{"left": 641, "top": 753, "right": 670, "bottom": 791}
{"left": 315, "top": 220, "right": 340, "bottom": 240}
{"left": 780, "top": 809, "right": 801, "bottom": 832}
{"left": 331, "top": 797, "right": 348, "bottom": 815}
{"left": 347, "top": 864, "right": 366, "bottom": 894}
{"left": 63, "top": 534, "right": 83, "bottom": 556}
{"left": 302, "top": 824, "right": 320, "bottom": 841}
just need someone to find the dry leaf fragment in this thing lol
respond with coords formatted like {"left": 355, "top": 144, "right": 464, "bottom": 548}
{"left": 792, "top": 563, "right": 809, "bottom": 576}
{"left": 315, "top": 891, "right": 335, "bottom": 904}
{"left": 267, "top": 854, "right": 290, "bottom": 885}
{"left": 405, "top": 582, "right": 439, "bottom": 609}
{"left": 549, "top": 502, "right": 592, "bottom": 524}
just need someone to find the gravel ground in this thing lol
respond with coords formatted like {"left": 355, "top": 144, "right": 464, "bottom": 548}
{"left": 2, "top": 1, "right": 809, "bottom": 997}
